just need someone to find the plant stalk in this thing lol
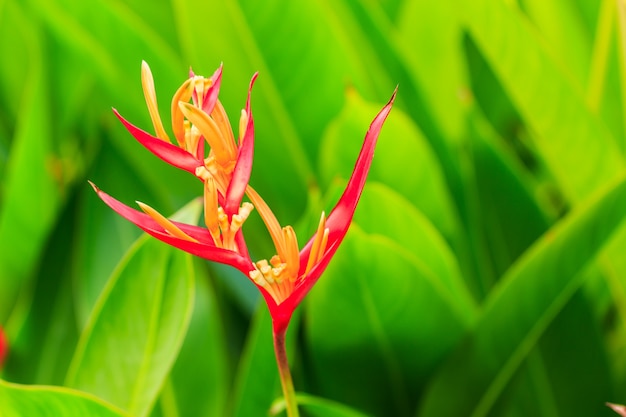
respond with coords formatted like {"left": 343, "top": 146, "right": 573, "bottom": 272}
{"left": 272, "top": 327, "right": 299, "bottom": 417}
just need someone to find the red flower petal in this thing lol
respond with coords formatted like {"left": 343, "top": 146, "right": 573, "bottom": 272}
{"left": 201, "top": 64, "right": 223, "bottom": 115}
{"left": 268, "top": 89, "right": 397, "bottom": 331}
{"left": 298, "top": 88, "right": 396, "bottom": 268}
{"left": 224, "top": 73, "right": 258, "bottom": 217}
{"left": 90, "top": 182, "right": 254, "bottom": 273}
{"left": 142, "top": 227, "right": 254, "bottom": 275}
{"left": 324, "top": 88, "right": 396, "bottom": 239}
{"left": 113, "top": 109, "right": 201, "bottom": 174}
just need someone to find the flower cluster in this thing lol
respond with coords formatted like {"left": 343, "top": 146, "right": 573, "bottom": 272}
{"left": 91, "top": 62, "right": 395, "bottom": 332}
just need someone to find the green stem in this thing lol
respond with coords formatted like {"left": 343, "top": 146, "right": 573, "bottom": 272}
{"left": 272, "top": 327, "right": 299, "bottom": 417}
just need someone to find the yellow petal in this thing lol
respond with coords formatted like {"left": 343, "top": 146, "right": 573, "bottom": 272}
{"left": 212, "top": 100, "right": 236, "bottom": 148}
{"left": 238, "top": 108, "right": 249, "bottom": 144}
{"left": 137, "top": 201, "right": 198, "bottom": 242}
{"left": 246, "top": 185, "right": 287, "bottom": 259}
{"left": 282, "top": 226, "right": 300, "bottom": 280}
{"left": 204, "top": 177, "right": 220, "bottom": 241}
{"left": 141, "top": 61, "right": 171, "bottom": 143}
{"left": 170, "top": 78, "right": 193, "bottom": 147}
{"left": 179, "top": 102, "right": 235, "bottom": 165}
{"left": 304, "top": 211, "right": 328, "bottom": 276}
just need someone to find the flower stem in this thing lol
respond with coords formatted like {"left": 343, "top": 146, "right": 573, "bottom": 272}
{"left": 272, "top": 327, "right": 299, "bottom": 417}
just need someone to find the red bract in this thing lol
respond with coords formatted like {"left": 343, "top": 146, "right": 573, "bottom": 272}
{"left": 245, "top": 88, "right": 397, "bottom": 332}
{"left": 0, "top": 326, "right": 7, "bottom": 368}
{"left": 90, "top": 182, "right": 255, "bottom": 274}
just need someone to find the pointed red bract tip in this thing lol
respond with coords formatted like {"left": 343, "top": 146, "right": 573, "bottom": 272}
{"left": 112, "top": 109, "right": 200, "bottom": 174}
{"left": 267, "top": 88, "right": 398, "bottom": 329}
{"left": 224, "top": 72, "right": 258, "bottom": 216}
{"left": 0, "top": 326, "right": 8, "bottom": 368}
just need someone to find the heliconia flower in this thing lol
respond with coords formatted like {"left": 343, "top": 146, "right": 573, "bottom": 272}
{"left": 93, "top": 63, "right": 395, "bottom": 417}
{"left": 93, "top": 63, "right": 258, "bottom": 262}
{"left": 92, "top": 62, "right": 396, "bottom": 334}
{"left": 246, "top": 88, "right": 396, "bottom": 333}
{"left": 608, "top": 403, "right": 626, "bottom": 416}
{"left": 0, "top": 326, "right": 8, "bottom": 369}
{"left": 116, "top": 62, "right": 256, "bottom": 212}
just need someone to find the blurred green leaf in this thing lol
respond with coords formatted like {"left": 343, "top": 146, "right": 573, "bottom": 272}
{"left": 418, "top": 174, "right": 626, "bottom": 417}
{"left": 157, "top": 260, "right": 229, "bottom": 417}
{"left": 0, "top": 379, "right": 128, "bottom": 417}
{"left": 354, "top": 182, "right": 476, "bottom": 317}
{"left": 532, "top": 291, "right": 613, "bottom": 417}
{"left": 468, "top": 107, "right": 550, "bottom": 279}
{"left": 522, "top": 0, "right": 593, "bottom": 86}
{"left": 462, "top": 0, "right": 624, "bottom": 202}
{"left": 65, "top": 200, "right": 199, "bottom": 417}
{"left": 0, "top": 2, "right": 61, "bottom": 322}
{"left": 306, "top": 227, "right": 472, "bottom": 417}
{"left": 319, "top": 90, "right": 456, "bottom": 239}
{"left": 397, "top": 0, "right": 468, "bottom": 143}
{"left": 231, "top": 305, "right": 299, "bottom": 417}
{"left": 238, "top": 0, "right": 393, "bottom": 165}
{"left": 271, "top": 394, "right": 373, "bottom": 417}
{"left": 4, "top": 198, "right": 81, "bottom": 386}
{"left": 484, "top": 290, "right": 613, "bottom": 417}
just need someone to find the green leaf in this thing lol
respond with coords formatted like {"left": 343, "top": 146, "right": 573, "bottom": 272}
{"left": 462, "top": 0, "right": 624, "bottom": 202}
{"left": 319, "top": 90, "right": 456, "bottom": 239}
{"left": 306, "top": 227, "right": 471, "bottom": 417}
{"left": 270, "top": 394, "right": 373, "bottom": 417}
{"left": 0, "top": 379, "right": 128, "bottom": 417}
{"left": 354, "top": 182, "right": 476, "bottom": 317}
{"left": 231, "top": 304, "right": 296, "bottom": 417}
{"left": 532, "top": 290, "right": 613, "bottom": 416}
{"left": 238, "top": 0, "right": 393, "bottom": 164}
{"left": 482, "top": 290, "right": 613, "bottom": 417}
{"left": 3, "top": 202, "right": 81, "bottom": 386}
{"left": 468, "top": 108, "right": 550, "bottom": 278}
{"left": 65, "top": 200, "right": 199, "bottom": 417}
{"left": 0, "top": 1, "right": 61, "bottom": 322}
{"left": 417, "top": 174, "right": 626, "bottom": 417}
{"left": 157, "top": 260, "right": 230, "bottom": 417}
{"left": 397, "top": 0, "right": 468, "bottom": 143}
{"left": 521, "top": 0, "right": 594, "bottom": 86}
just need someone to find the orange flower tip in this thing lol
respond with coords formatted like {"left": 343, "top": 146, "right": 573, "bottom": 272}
{"left": 230, "top": 202, "right": 255, "bottom": 231}
{"left": 136, "top": 201, "right": 199, "bottom": 243}
{"left": 87, "top": 180, "right": 99, "bottom": 192}
{"left": 178, "top": 100, "right": 192, "bottom": 112}
{"left": 607, "top": 403, "right": 626, "bottom": 416}
{"left": 236, "top": 202, "right": 255, "bottom": 221}
{"left": 238, "top": 109, "right": 248, "bottom": 141}
{"left": 249, "top": 269, "right": 266, "bottom": 286}
{"left": 195, "top": 166, "right": 211, "bottom": 180}
{"left": 390, "top": 86, "right": 398, "bottom": 103}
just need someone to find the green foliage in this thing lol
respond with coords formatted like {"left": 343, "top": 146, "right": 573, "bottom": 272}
{"left": 2, "top": 0, "right": 626, "bottom": 416}
{"left": 0, "top": 379, "right": 128, "bottom": 417}
{"left": 65, "top": 200, "right": 198, "bottom": 417}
